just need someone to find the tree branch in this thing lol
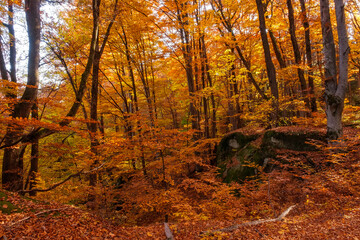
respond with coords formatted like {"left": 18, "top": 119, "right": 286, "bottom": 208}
{"left": 201, "top": 205, "right": 296, "bottom": 235}
{"left": 18, "top": 162, "right": 106, "bottom": 194}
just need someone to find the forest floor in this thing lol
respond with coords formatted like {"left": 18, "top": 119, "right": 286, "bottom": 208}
{"left": 2, "top": 126, "right": 360, "bottom": 239}
{"left": 1, "top": 190, "right": 360, "bottom": 239}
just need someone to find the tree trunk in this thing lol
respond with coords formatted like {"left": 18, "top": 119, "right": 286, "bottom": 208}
{"left": 269, "top": 30, "right": 287, "bottom": 69}
{"left": 287, "top": 0, "right": 309, "bottom": 108}
{"left": 255, "top": 0, "right": 279, "bottom": 100}
{"left": 300, "top": 0, "right": 317, "bottom": 112}
{"left": 320, "top": 0, "right": 349, "bottom": 139}
{"left": 89, "top": 48, "right": 101, "bottom": 187}
{"left": 29, "top": 102, "right": 39, "bottom": 196}
{"left": 2, "top": 0, "right": 41, "bottom": 191}
{"left": 89, "top": 0, "right": 117, "bottom": 186}
{"left": 175, "top": 0, "right": 201, "bottom": 138}
{"left": 8, "top": 0, "right": 17, "bottom": 84}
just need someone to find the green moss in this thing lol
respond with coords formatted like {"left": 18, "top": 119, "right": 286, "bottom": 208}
{"left": 219, "top": 144, "right": 265, "bottom": 183}
{"left": 217, "top": 129, "right": 326, "bottom": 184}
{"left": 0, "top": 200, "right": 22, "bottom": 214}
{"left": 0, "top": 191, "right": 7, "bottom": 200}
{"left": 217, "top": 132, "right": 258, "bottom": 165}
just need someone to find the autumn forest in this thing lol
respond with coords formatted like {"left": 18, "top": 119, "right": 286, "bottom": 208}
{"left": 1, "top": 0, "right": 360, "bottom": 238}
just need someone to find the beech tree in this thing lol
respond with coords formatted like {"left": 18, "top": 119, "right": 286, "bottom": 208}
{"left": 2, "top": 0, "right": 41, "bottom": 191}
{"left": 1, "top": 0, "right": 100, "bottom": 192}
{"left": 320, "top": 0, "right": 349, "bottom": 139}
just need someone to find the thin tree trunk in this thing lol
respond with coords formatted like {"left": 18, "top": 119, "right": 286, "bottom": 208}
{"left": 29, "top": 102, "right": 39, "bottom": 196}
{"left": 255, "top": 0, "right": 279, "bottom": 100}
{"left": 287, "top": 0, "right": 309, "bottom": 108}
{"left": 8, "top": 0, "right": 17, "bottom": 84}
{"left": 300, "top": 0, "right": 317, "bottom": 112}
{"left": 268, "top": 30, "right": 287, "bottom": 69}
{"left": 89, "top": 0, "right": 118, "bottom": 186}
{"left": 175, "top": 0, "right": 201, "bottom": 138}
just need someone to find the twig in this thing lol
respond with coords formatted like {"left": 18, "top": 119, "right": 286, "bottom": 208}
{"left": 6, "top": 208, "right": 69, "bottom": 228}
{"left": 201, "top": 205, "right": 296, "bottom": 235}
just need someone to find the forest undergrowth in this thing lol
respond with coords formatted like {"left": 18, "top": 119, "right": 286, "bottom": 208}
{"left": 2, "top": 124, "right": 360, "bottom": 239}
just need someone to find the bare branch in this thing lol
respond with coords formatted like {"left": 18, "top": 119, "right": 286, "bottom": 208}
{"left": 201, "top": 205, "right": 296, "bottom": 235}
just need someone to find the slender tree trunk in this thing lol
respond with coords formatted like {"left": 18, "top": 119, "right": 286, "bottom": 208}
{"left": 255, "top": 0, "right": 279, "bottom": 100}
{"left": 89, "top": 47, "right": 101, "bottom": 187}
{"left": 255, "top": 0, "right": 279, "bottom": 126}
{"left": 287, "top": 0, "right": 309, "bottom": 108}
{"left": 269, "top": 30, "right": 287, "bottom": 69}
{"left": 202, "top": 38, "right": 217, "bottom": 138}
{"left": 89, "top": 0, "right": 118, "bottom": 186}
{"left": 300, "top": 0, "right": 317, "bottom": 112}
{"left": 29, "top": 102, "right": 39, "bottom": 196}
{"left": 8, "top": 0, "right": 17, "bottom": 84}
{"left": 175, "top": 0, "right": 200, "bottom": 138}
{"left": 0, "top": 41, "right": 9, "bottom": 81}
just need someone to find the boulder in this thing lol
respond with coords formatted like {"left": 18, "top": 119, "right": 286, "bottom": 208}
{"left": 216, "top": 128, "right": 326, "bottom": 183}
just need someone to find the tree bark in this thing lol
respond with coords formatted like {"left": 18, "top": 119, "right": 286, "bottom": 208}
{"left": 300, "top": 0, "right": 317, "bottom": 112}
{"left": 8, "top": 0, "right": 17, "bottom": 84}
{"left": 255, "top": 0, "right": 279, "bottom": 100}
{"left": 320, "top": 0, "right": 349, "bottom": 139}
{"left": 2, "top": 0, "right": 41, "bottom": 191}
{"left": 29, "top": 102, "right": 39, "bottom": 196}
{"left": 89, "top": 0, "right": 118, "bottom": 186}
{"left": 268, "top": 30, "right": 287, "bottom": 69}
{"left": 175, "top": 0, "right": 201, "bottom": 137}
{"left": 287, "top": 0, "right": 309, "bottom": 107}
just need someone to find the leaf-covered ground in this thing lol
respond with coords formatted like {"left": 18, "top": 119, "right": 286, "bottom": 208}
{"left": 2, "top": 127, "right": 360, "bottom": 239}
{"left": 2, "top": 192, "right": 360, "bottom": 239}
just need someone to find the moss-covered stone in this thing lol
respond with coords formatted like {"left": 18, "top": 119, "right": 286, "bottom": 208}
{"left": 219, "top": 144, "right": 265, "bottom": 183}
{"left": 263, "top": 130, "right": 325, "bottom": 151}
{"left": 0, "top": 191, "right": 22, "bottom": 214}
{"left": 216, "top": 128, "right": 326, "bottom": 183}
{"left": 216, "top": 132, "right": 258, "bottom": 164}
{"left": 217, "top": 132, "right": 265, "bottom": 183}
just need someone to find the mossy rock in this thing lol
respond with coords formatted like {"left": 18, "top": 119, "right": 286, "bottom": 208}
{"left": 0, "top": 191, "right": 22, "bottom": 214}
{"left": 216, "top": 132, "right": 258, "bottom": 164}
{"left": 262, "top": 130, "right": 325, "bottom": 151}
{"left": 218, "top": 144, "right": 267, "bottom": 183}
{"left": 217, "top": 132, "right": 267, "bottom": 183}
{"left": 216, "top": 129, "right": 326, "bottom": 183}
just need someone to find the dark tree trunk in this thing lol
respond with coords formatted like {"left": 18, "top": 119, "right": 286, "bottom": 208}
{"left": 175, "top": 0, "right": 200, "bottom": 137}
{"left": 2, "top": 0, "right": 41, "bottom": 191}
{"left": 255, "top": 0, "right": 279, "bottom": 100}
{"left": 89, "top": 48, "right": 101, "bottom": 187}
{"left": 300, "top": 0, "right": 317, "bottom": 112}
{"left": 269, "top": 30, "right": 287, "bottom": 69}
{"left": 89, "top": 0, "right": 117, "bottom": 186}
{"left": 287, "top": 0, "right": 309, "bottom": 108}
{"left": 29, "top": 102, "right": 39, "bottom": 196}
